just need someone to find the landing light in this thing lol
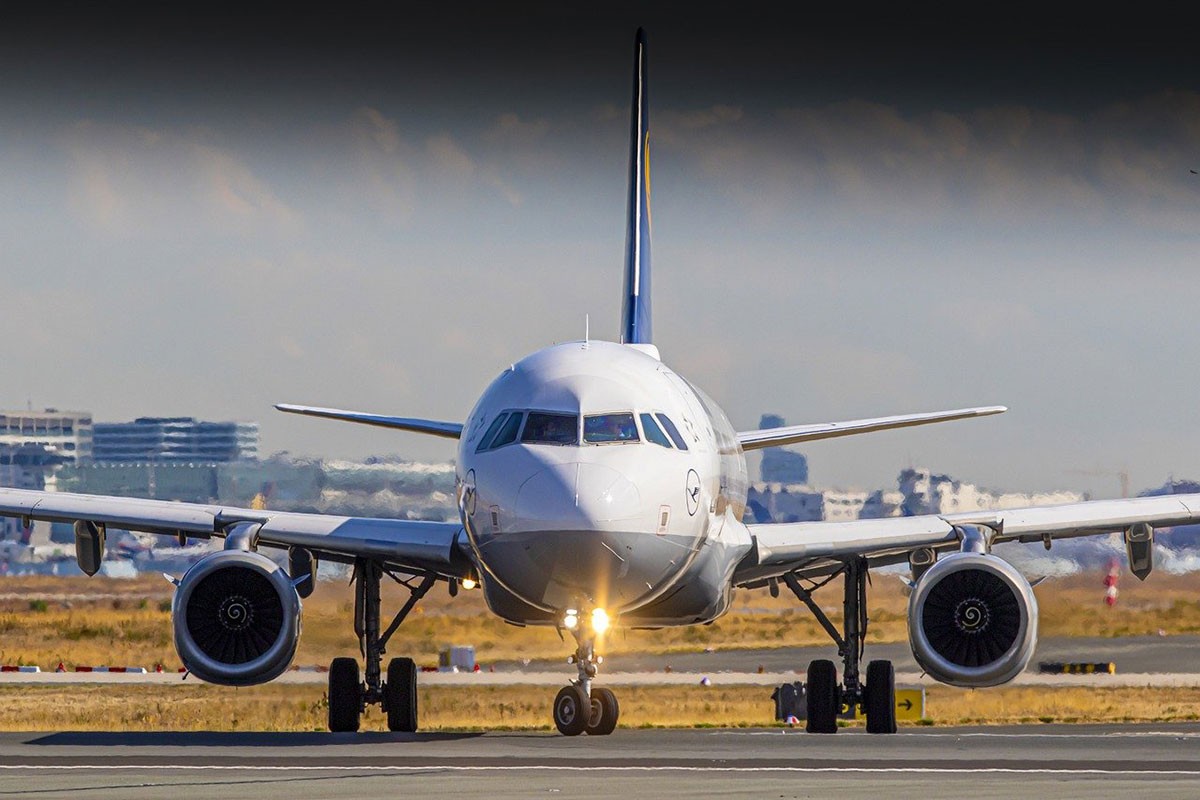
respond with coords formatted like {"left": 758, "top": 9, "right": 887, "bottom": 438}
{"left": 563, "top": 609, "right": 579, "bottom": 630}
{"left": 591, "top": 608, "right": 610, "bottom": 634}
{"left": 461, "top": 578, "right": 477, "bottom": 590}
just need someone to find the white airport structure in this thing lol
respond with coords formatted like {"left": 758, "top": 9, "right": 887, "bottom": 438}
{"left": 748, "top": 468, "right": 1085, "bottom": 525}
{"left": 92, "top": 417, "right": 258, "bottom": 463}
{"left": 0, "top": 409, "right": 92, "bottom": 464}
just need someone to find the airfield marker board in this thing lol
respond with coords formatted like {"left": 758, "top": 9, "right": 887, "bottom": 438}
{"left": 844, "top": 687, "right": 925, "bottom": 722}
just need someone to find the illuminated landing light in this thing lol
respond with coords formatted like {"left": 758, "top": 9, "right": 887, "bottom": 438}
{"left": 591, "top": 608, "right": 610, "bottom": 634}
{"left": 563, "top": 609, "right": 580, "bottom": 630}
{"left": 461, "top": 578, "right": 477, "bottom": 590}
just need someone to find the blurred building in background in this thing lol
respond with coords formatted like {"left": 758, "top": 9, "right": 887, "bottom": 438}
{"left": 0, "top": 409, "right": 92, "bottom": 464}
{"left": 0, "top": 443, "right": 69, "bottom": 542}
{"left": 91, "top": 417, "right": 258, "bottom": 463}
{"left": 756, "top": 414, "right": 809, "bottom": 485}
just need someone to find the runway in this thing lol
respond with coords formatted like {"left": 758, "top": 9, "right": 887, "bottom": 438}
{"left": 5, "top": 668, "right": 1200, "bottom": 688}
{"left": 2, "top": 725, "right": 1199, "bottom": 799}
{"left": 492, "top": 634, "right": 1200, "bottom": 675}
{"left": 5, "top": 635, "right": 1199, "bottom": 687}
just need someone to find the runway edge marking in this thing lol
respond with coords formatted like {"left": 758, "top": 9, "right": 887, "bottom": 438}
{"left": 3, "top": 765, "right": 1200, "bottom": 775}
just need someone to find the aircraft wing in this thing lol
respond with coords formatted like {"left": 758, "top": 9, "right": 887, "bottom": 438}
{"left": 275, "top": 404, "right": 463, "bottom": 439}
{"left": 0, "top": 487, "right": 470, "bottom": 577}
{"left": 735, "top": 493, "right": 1200, "bottom": 585}
{"left": 736, "top": 406, "right": 1007, "bottom": 450}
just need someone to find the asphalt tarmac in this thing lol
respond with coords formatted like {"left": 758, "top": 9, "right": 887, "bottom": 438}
{"left": 492, "top": 634, "right": 1200, "bottom": 675}
{"left": 6, "top": 635, "right": 1196, "bottom": 687}
{"left": 2, "top": 725, "right": 1198, "bottom": 799}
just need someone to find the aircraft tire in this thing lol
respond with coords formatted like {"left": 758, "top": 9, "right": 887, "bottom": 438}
{"left": 806, "top": 659, "right": 839, "bottom": 734}
{"left": 864, "top": 660, "right": 897, "bottom": 734}
{"left": 585, "top": 687, "right": 620, "bottom": 735}
{"left": 328, "top": 657, "right": 362, "bottom": 733}
{"left": 385, "top": 657, "right": 418, "bottom": 732}
{"left": 553, "top": 685, "right": 591, "bottom": 736}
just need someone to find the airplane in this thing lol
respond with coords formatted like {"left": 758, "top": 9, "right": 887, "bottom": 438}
{"left": 5, "top": 27, "right": 1200, "bottom": 737}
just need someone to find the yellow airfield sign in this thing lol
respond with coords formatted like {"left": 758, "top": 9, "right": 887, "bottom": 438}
{"left": 893, "top": 689, "right": 925, "bottom": 721}
{"left": 848, "top": 688, "right": 925, "bottom": 722}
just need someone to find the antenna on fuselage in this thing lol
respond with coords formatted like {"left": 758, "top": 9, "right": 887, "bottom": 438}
{"left": 585, "top": 313, "right": 590, "bottom": 345}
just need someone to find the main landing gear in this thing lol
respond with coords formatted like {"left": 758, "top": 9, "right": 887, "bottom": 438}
{"left": 783, "top": 557, "right": 897, "bottom": 734}
{"left": 327, "top": 558, "right": 436, "bottom": 733}
{"left": 552, "top": 620, "right": 620, "bottom": 736}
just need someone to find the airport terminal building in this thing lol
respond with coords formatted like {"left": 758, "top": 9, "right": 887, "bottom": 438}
{"left": 91, "top": 417, "right": 258, "bottom": 463}
{"left": 0, "top": 409, "right": 93, "bottom": 464}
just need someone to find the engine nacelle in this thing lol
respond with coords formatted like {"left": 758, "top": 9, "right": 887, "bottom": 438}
{"left": 908, "top": 552, "right": 1037, "bottom": 687}
{"left": 172, "top": 550, "right": 302, "bottom": 686}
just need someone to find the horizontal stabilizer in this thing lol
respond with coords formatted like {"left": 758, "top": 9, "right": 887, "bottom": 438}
{"left": 275, "top": 404, "right": 462, "bottom": 439}
{"left": 737, "top": 405, "right": 1006, "bottom": 451}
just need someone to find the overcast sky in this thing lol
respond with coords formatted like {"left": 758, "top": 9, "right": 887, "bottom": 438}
{"left": 2, "top": 6, "right": 1198, "bottom": 497}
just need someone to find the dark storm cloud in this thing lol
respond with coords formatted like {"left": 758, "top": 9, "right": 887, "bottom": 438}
{"left": 6, "top": 5, "right": 1199, "bottom": 115}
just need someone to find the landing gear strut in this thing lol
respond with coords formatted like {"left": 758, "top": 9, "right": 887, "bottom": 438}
{"left": 327, "top": 558, "right": 435, "bottom": 733}
{"left": 784, "top": 557, "right": 896, "bottom": 734}
{"left": 553, "top": 621, "right": 620, "bottom": 736}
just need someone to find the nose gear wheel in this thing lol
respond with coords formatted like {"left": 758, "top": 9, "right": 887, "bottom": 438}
{"left": 552, "top": 618, "right": 621, "bottom": 735}
{"left": 553, "top": 685, "right": 590, "bottom": 736}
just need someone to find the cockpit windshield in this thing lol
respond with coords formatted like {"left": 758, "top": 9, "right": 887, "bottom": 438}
{"left": 655, "top": 413, "right": 688, "bottom": 450}
{"left": 639, "top": 413, "right": 673, "bottom": 448}
{"left": 477, "top": 409, "right": 674, "bottom": 449}
{"left": 475, "top": 412, "right": 511, "bottom": 452}
{"left": 584, "top": 413, "right": 639, "bottom": 444}
{"left": 480, "top": 412, "right": 523, "bottom": 450}
{"left": 521, "top": 412, "right": 579, "bottom": 445}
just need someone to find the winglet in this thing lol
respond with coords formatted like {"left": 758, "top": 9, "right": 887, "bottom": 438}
{"left": 620, "top": 27, "right": 653, "bottom": 345}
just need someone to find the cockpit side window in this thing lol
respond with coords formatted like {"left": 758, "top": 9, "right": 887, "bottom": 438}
{"left": 584, "top": 412, "right": 639, "bottom": 444}
{"left": 640, "top": 413, "right": 673, "bottom": 448}
{"left": 655, "top": 413, "right": 689, "bottom": 450}
{"left": 521, "top": 412, "right": 579, "bottom": 445}
{"left": 475, "top": 412, "right": 511, "bottom": 453}
{"left": 489, "top": 412, "right": 524, "bottom": 449}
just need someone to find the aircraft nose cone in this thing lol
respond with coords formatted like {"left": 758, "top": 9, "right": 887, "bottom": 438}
{"left": 514, "top": 462, "right": 642, "bottom": 528}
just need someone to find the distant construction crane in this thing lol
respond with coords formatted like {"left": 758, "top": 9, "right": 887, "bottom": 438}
{"left": 1066, "top": 467, "right": 1130, "bottom": 499}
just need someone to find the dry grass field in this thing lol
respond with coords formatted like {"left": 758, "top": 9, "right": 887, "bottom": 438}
{"left": 2, "top": 568, "right": 1199, "bottom": 670}
{"left": 2, "top": 682, "right": 1199, "bottom": 732}
{"left": 2, "top": 569, "right": 1199, "bottom": 730}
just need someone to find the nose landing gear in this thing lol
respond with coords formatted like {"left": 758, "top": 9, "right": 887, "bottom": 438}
{"left": 553, "top": 620, "right": 620, "bottom": 736}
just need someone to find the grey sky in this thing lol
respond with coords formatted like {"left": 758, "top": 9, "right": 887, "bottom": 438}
{"left": 2, "top": 7, "right": 1198, "bottom": 497}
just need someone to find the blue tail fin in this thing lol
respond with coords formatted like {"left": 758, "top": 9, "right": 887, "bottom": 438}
{"left": 621, "top": 27, "right": 652, "bottom": 345}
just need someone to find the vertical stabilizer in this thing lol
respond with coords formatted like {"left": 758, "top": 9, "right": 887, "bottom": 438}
{"left": 621, "top": 28, "right": 652, "bottom": 345}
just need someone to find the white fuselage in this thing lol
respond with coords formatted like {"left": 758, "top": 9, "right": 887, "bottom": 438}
{"left": 456, "top": 340, "right": 751, "bottom": 628}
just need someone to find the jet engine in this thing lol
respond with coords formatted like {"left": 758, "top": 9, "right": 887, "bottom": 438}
{"left": 908, "top": 552, "right": 1037, "bottom": 687}
{"left": 172, "top": 550, "right": 302, "bottom": 686}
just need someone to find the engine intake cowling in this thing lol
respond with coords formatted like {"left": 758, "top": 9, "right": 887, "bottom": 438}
{"left": 908, "top": 552, "right": 1037, "bottom": 687}
{"left": 172, "top": 550, "right": 301, "bottom": 686}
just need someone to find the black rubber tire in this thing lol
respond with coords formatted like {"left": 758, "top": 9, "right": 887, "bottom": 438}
{"left": 805, "top": 659, "right": 839, "bottom": 734}
{"left": 385, "top": 657, "right": 418, "bottom": 733}
{"left": 585, "top": 687, "right": 620, "bottom": 736}
{"left": 553, "top": 685, "right": 591, "bottom": 736}
{"left": 328, "top": 657, "right": 361, "bottom": 733}
{"left": 865, "top": 659, "right": 897, "bottom": 734}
